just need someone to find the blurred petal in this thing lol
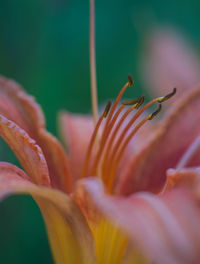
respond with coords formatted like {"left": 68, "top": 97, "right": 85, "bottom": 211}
{"left": 0, "top": 162, "right": 95, "bottom": 264}
{"left": 142, "top": 28, "right": 200, "bottom": 100}
{"left": 117, "top": 86, "right": 200, "bottom": 194}
{"left": 165, "top": 167, "right": 200, "bottom": 192}
{"left": 0, "top": 76, "right": 71, "bottom": 192}
{"left": 74, "top": 178, "right": 148, "bottom": 264}
{"left": 59, "top": 112, "right": 94, "bottom": 182}
{"left": 82, "top": 178, "right": 200, "bottom": 264}
{"left": 0, "top": 115, "right": 50, "bottom": 186}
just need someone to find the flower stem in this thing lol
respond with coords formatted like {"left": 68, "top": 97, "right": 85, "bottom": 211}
{"left": 90, "top": 0, "right": 98, "bottom": 125}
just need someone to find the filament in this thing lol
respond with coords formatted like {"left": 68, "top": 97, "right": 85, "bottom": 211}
{"left": 106, "top": 104, "right": 162, "bottom": 192}
{"left": 82, "top": 101, "right": 111, "bottom": 178}
{"left": 101, "top": 97, "right": 144, "bottom": 180}
{"left": 90, "top": 79, "right": 133, "bottom": 176}
{"left": 102, "top": 97, "right": 163, "bottom": 177}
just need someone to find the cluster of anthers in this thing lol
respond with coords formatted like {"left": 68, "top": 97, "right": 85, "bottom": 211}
{"left": 82, "top": 75, "right": 176, "bottom": 193}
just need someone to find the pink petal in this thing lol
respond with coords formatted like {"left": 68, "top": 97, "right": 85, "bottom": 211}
{"left": 81, "top": 177, "right": 200, "bottom": 264}
{"left": 117, "top": 86, "right": 200, "bottom": 195}
{"left": 0, "top": 162, "right": 95, "bottom": 264}
{"left": 59, "top": 112, "right": 94, "bottom": 182}
{"left": 0, "top": 76, "right": 71, "bottom": 192}
{"left": 165, "top": 167, "right": 200, "bottom": 194}
{"left": 142, "top": 28, "right": 200, "bottom": 100}
{"left": 0, "top": 115, "right": 50, "bottom": 186}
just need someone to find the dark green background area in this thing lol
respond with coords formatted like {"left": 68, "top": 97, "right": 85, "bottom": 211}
{"left": 0, "top": 0, "right": 199, "bottom": 263}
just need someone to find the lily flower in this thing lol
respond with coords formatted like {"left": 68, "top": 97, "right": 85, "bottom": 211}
{"left": 1, "top": 3, "right": 200, "bottom": 264}
{"left": 0, "top": 74, "right": 200, "bottom": 264}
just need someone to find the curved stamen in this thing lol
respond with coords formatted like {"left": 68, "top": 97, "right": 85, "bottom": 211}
{"left": 102, "top": 97, "right": 161, "bottom": 177}
{"left": 101, "top": 96, "right": 145, "bottom": 180}
{"left": 90, "top": 98, "right": 142, "bottom": 177}
{"left": 89, "top": 77, "right": 134, "bottom": 176}
{"left": 158, "top": 88, "right": 176, "bottom": 103}
{"left": 105, "top": 76, "right": 134, "bottom": 127}
{"left": 106, "top": 104, "right": 162, "bottom": 192}
{"left": 82, "top": 101, "right": 112, "bottom": 178}
{"left": 103, "top": 89, "right": 176, "bottom": 177}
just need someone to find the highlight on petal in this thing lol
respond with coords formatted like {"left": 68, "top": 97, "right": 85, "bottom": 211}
{"left": 0, "top": 162, "right": 95, "bottom": 264}
{"left": 141, "top": 28, "right": 200, "bottom": 99}
{"left": 59, "top": 112, "right": 94, "bottom": 182}
{"left": 117, "top": 86, "right": 200, "bottom": 195}
{"left": 81, "top": 178, "right": 200, "bottom": 264}
{"left": 0, "top": 76, "right": 71, "bottom": 192}
{"left": 164, "top": 167, "right": 200, "bottom": 193}
{"left": 0, "top": 115, "right": 50, "bottom": 186}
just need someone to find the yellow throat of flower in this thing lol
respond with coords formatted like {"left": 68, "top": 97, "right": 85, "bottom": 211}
{"left": 91, "top": 218, "right": 148, "bottom": 264}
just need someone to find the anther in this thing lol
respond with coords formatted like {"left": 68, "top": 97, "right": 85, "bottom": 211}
{"left": 122, "top": 93, "right": 143, "bottom": 106}
{"left": 158, "top": 88, "right": 177, "bottom": 103}
{"left": 148, "top": 104, "right": 162, "bottom": 120}
{"left": 122, "top": 99, "right": 139, "bottom": 105}
{"left": 103, "top": 100, "right": 112, "bottom": 118}
{"left": 128, "top": 75, "right": 134, "bottom": 86}
{"left": 135, "top": 95, "right": 145, "bottom": 109}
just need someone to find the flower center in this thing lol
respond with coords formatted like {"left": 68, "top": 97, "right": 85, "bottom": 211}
{"left": 82, "top": 76, "right": 176, "bottom": 193}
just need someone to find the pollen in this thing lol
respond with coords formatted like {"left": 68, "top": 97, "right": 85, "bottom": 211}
{"left": 82, "top": 77, "right": 176, "bottom": 193}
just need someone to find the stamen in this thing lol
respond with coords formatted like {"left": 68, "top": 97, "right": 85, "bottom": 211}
{"left": 103, "top": 100, "right": 112, "bottom": 118}
{"left": 102, "top": 98, "right": 160, "bottom": 177}
{"left": 128, "top": 75, "right": 134, "bottom": 86}
{"left": 103, "top": 88, "right": 176, "bottom": 176}
{"left": 89, "top": 77, "right": 135, "bottom": 176}
{"left": 82, "top": 101, "right": 111, "bottom": 178}
{"left": 135, "top": 95, "right": 145, "bottom": 109}
{"left": 106, "top": 104, "right": 162, "bottom": 192}
{"left": 90, "top": 97, "right": 142, "bottom": 177}
{"left": 105, "top": 76, "right": 134, "bottom": 127}
{"left": 101, "top": 96, "right": 145, "bottom": 179}
{"left": 122, "top": 95, "right": 144, "bottom": 107}
{"left": 148, "top": 103, "right": 162, "bottom": 120}
{"left": 122, "top": 99, "right": 140, "bottom": 105}
{"left": 158, "top": 88, "right": 176, "bottom": 103}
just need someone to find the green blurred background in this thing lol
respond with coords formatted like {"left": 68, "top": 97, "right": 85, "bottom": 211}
{"left": 0, "top": 0, "right": 199, "bottom": 263}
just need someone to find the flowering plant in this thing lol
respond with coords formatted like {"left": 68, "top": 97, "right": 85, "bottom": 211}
{"left": 0, "top": 2, "right": 200, "bottom": 264}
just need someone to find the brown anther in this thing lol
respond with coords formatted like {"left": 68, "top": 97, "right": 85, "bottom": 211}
{"left": 158, "top": 88, "right": 177, "bottom": 103}
{"left": 128, "top": 75, "right": 134, "bottom": 86}
{"left": 135, "top": 95, "right": 145, "bottom": 109}
{"left": 122, "top": 99, "right": 140, "bottom": 106}
{"left": 148, "top": 104, "right": 162, "bottom": 120}
{"left": 103, "top": 100, "right": 112, "bottom": 118}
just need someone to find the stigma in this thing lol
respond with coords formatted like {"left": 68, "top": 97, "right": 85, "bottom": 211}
{"left": 82, "top": 76, "right": 176, "bottom": 193}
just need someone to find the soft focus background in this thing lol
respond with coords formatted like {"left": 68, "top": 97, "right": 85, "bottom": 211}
{"left": 0, "top": 0, "right": 199, "bottom": 263}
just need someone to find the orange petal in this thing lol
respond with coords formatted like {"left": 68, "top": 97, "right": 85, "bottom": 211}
{"left": 0, "top": 76, "right": 71, "bottom": 192}
{"left": 82, "top": 178, "right": 200, "bottom": 264}
{"left": 0, "top": 162, "right": 95, "bottom": 264}
{"left": 0, "top": 115, "right": 50, "bottom": 186}
{"left": 142, "top": 28, "right": 200, "bottom": 101}
{"left": 117, "top": 86, "right": 200, "bottom": 195}
{"left": 59, "top": 112, "right": 94, "bottom": 182}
